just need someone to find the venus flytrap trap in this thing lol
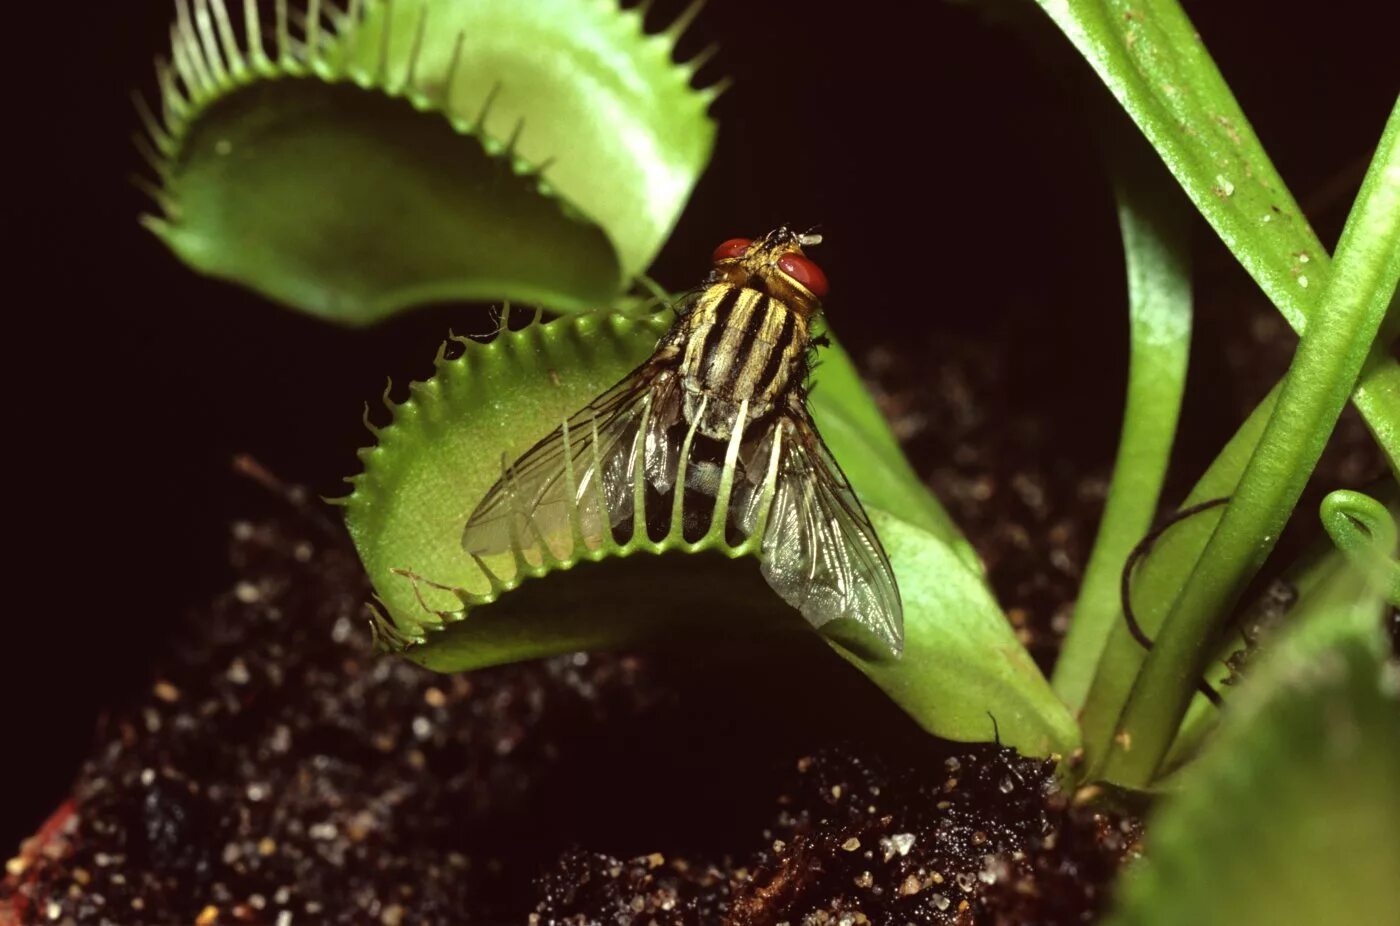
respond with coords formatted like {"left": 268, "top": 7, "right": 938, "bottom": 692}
{"left": 137, "top": 0, "right": 718, "bottom": 322}
{"left": 343, "top": 304, "right": 1080, "bottom": 758}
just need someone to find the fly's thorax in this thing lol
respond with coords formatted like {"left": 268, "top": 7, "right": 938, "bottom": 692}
{"left": 671, "top": 282, "right": 812, "bottom": 434}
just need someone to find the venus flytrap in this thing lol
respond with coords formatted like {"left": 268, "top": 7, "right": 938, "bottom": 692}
{"left": 1156, "top": 518, "right": 1355, "bottom": 776}
{"left": 138, "top": 0, "right": 1397, "bottom": 856}
{"left": 1112, "top": 479, "right": 1396, "bottom": 923}
{"left": 345, "top": 308, "right": 1079, "bottom": 758}
{"left": 138, "top": 0, "right": 717, "bottom": 323}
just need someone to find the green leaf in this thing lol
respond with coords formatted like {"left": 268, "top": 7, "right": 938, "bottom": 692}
{"left": 1033, "top": 0, "right": 1400, "bottom": 474}
{"left": 1105, "top": 588, "right": 1396, "bottom": 926}
{"left": 344, "top": 311, "right": 1078, "bottom": 758}
{"left": 1052, "top": 126, "right": 1193, "bottom": 710}
{"left": 137, "top": 0, "right": 717, "bottom": 323}
{"left": 1097, "top": 100, "right": 1400, "bottom": 787}
{"left": 833, "top": 512, "right": 1080, "bottom": 758}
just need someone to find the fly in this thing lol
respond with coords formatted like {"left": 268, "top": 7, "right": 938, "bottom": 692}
{"left": 461, "top": 227, "right": 904, "bottom": 655}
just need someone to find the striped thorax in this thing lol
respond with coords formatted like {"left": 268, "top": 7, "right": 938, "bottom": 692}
{"left": 669, "top": 282, "right": 812, "bottom": 438}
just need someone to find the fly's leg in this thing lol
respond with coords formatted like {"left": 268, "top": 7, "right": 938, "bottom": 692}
{"left": 389, "top": 567, "right": 460, "bottom": 621}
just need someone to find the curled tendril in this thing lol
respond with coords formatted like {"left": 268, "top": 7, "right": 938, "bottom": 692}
{"left": 1319, "top": 490, "right": 1400, "bottom": 606}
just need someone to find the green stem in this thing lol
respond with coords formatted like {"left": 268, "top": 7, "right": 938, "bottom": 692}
{"left": 1100, "top": 100, "right": 1400, "bottom": 787}
{"left": 1157, "top": 524, "right": 1351, "bottom": 776}
{"left": 1078, "top": 383, "right": 1269, "bottom": 771}
{"left": 1053, "top": 131, "right": 1193, "bottom": 710}
{"left": 1352, "top": 338, "right": 1400, "bottom": 480}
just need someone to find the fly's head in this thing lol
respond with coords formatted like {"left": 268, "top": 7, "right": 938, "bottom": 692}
{"left": 709, "top": 226, "right": 828, "bottom": 316}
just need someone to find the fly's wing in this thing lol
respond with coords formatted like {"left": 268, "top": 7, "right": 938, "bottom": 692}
{"left": 752, "top": 408, "right": 904, "bottom": 656}
{"left": 462, "top": 366, "right": 680, "bottom": 561}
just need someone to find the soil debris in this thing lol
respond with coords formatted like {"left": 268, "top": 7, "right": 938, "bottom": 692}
{"left": 2, "top": 520, "right": 1132, "bottom": 925}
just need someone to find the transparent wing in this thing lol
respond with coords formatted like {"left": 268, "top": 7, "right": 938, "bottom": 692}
{"left": 462, "top": 367, "right": 682, "bottom": 561}
{"left": 748, "top": 409, "right": 904, "bottom": 656}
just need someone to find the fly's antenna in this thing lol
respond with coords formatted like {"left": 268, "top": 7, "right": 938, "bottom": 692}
{"left": 1121, "top": 496, "right": 1232, "bottom": 707}
{"left": 798, "top": 223, "right": 824, "bottom": 247}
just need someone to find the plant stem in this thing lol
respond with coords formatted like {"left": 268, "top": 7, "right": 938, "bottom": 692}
{"left": 1077, "top": 395, "right": 1261, "bottom": 768}
{"left": 1053, "top": 130, "right": 1193, "bottom": 710}
{"left": 1352, "top": 334, "right": 1400, "bottom": 480}
{"left": 1099, "top": 100, "right": 1400, "bottom": 787}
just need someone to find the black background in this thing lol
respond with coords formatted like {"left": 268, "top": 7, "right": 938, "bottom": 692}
{"left": 5, "top": 0, "right": 1394, "bottom": 844}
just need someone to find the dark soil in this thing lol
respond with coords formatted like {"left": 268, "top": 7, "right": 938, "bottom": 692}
{"left": 0, "top": 513, "right": 1139, "bottom": 926}
{"left": 2, "top": 281, "right": 1385, "bottom": 926}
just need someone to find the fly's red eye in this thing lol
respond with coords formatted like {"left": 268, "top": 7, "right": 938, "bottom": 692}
{"left": 712, "top": 238, "right": 753, "bottom": 262}
{"left": 778, "top": 253, "right": 828, "bottom": 298}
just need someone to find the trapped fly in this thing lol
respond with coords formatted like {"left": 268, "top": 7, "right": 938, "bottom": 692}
{"left": 462, "top": 227, "right": 903, "bottom": 655}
